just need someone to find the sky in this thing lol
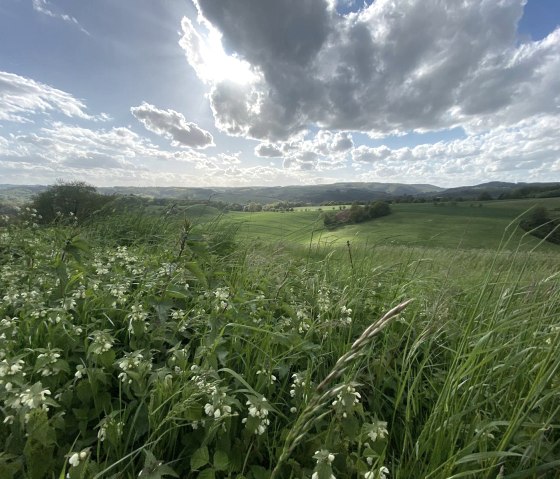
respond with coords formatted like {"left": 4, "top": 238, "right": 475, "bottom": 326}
{"left": 0, "top": 0, "right": 559, "bottom": 188}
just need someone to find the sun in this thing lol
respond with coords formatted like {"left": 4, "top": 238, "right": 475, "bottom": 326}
{"left": 180, "top": 17, "right": 259, "bottom": 86}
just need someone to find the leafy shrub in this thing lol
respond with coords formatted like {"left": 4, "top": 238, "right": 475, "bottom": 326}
{"left": 31, "top": 180, "right": 112, "bottom": 224}
{"left": 519, "top": 206, "right": 560, "bottom": 244}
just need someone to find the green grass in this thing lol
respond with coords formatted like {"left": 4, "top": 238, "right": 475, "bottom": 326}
{"left": 223, "top": 198, "right": 560, "bottom": 252}
{"left": 1, "top": 207, "right": 559, "bottom": 478}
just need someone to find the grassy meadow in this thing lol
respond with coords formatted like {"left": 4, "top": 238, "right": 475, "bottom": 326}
{"left": 227, "top": 197, "right": 560, "bottom": 252}
{"left": 0, "top": 199, "right": 559, "bottom": 478}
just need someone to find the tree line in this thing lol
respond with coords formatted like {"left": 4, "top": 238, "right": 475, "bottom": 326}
{"left": 323, "top": 201, "right": 391, "bottom": 228}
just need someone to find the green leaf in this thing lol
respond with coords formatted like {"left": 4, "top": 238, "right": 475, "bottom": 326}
{"left": 249, "top": 465, "right": 270, "bottom": 479}
{"left": 213, "top": 450, "right": 229, "bottom": 471}
{"left": 198, "top": 468, "right": 215, "bottom": 479}
{"left": 138, "top": 451, "right": 179, "bottom": 479}
{"left": 0, "top": 453, "right": 22, "bottom": 479}
{"left": 185, "top": 261, "right": 208, "bottom": 288}
{"left": 191, "top": 446, "right": 209, "bottom": 471}
{"left": 76, "top": 381, "right": 93, "bottom": 405}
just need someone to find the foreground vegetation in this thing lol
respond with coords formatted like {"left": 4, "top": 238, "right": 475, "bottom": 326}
{"left": 1, "top": 203, "right": 559, "bottom": 478}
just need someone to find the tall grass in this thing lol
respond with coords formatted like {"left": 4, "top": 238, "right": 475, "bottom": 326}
{"left": 0, "top": 213, "right": 558, "bottom": 478}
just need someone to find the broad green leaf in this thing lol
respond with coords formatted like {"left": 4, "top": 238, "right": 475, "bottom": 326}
{"left": 213, "top": 450, "right": 229, "bottom": 471}
{"left": 191, "top": 446, "right": 209, "bottom": 471}
{"left": 198, "top": 468, "right": 215, "bottom": 479}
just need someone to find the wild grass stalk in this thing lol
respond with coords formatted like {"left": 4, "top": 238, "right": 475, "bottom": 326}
{"left": 270, "top": 299, "right": 413, "bottom": 479}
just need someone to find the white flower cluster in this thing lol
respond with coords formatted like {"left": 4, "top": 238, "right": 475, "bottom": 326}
{"left": 75, "top": 364, "right": 86, "bottom": 379}
{"left": 289, "top": 372, "right": 309, "bottom": 407}
{"left": 72, "top": 284, "right": 87, "bottom": 300}
{"left": 0, "top": 316, "right": 17, "bottom": 334}
{"left": 114, "top": 246, "right": 140, "bottom": 272}
{"left": 89, "top": 330, "right": 114, "bottom": 355}
{"left": 296, "top": 309, "right": 311, "bottom": 334}
{"left": 256, "top": 369, "right": 277, "bottom": 385}
{"left": 317, "top": 285, "right": 331, "bottom": 313}
{"left": 242, "top": 396, "right": 270, "bottom": 435}
{"left": 94, "top": 261, "right": 110, "bottom": 275}
{"left": 97, "top": 415, "right": 124, "bottom": 442}
{"left": 362, "top": 421, "right": 390, "bottom": 478}
{"left": 332, "top": 385, "right": 361, "bottom": 418}
{"left": 68, "top": 449, "right": 89, "bottom": 467}
{"left": 203, "top": 386, "right": 233, "bottom": 419}
{"left": 171, "top": 309, "right": 189, "bottom": 333}
{"left": 127, "top": 304, "right": 148, "bottom": 334}
{"left": 312, "top": 449, "right": 336, "bottom": 479}
{"left": 12, "top": 384, "right": 52, "bottom": 411}
{"left": 61, "top": 297, "right": 76, "bottom": 310}
{"left": 364, "top": 466, "right": 389, "bottom": 479}
{"left": 0, "top": 358, "right": 25, "bottom": 379}
{"left": 108, "top": 282, "right": 129, "bottom": 305}
{"left": 36, "top": 349, "right": 62, "bottom": 377}
{"left": 190, "top": 365, "right": 216, "bottom": 394}
{"left": 157, "top": 262, "right": 177, "bottom": 277}
{"left": 214, "top": 287, "right": 230, "bottom": 311}
{"left": 340, "top": 305, "right": 352, "bottom": 325}
{"left": 20, "top": 207, "right": 42, "bottom": 228}
{"left": 117, "top": 351, "right": 151, "bottom": 384}
{"left": 366, "top": 420, "right": 388, "bottom": 443}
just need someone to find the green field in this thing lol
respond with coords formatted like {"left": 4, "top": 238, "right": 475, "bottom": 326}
{"left": 1, "top": 197, "right": 559, "bottom": 478}
{"left": 224, "top": 198, "right": 560, "bottom": 252}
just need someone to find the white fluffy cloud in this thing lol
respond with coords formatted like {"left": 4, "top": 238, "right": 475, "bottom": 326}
{"left": 0, "top": 71, "right": 105, "bottom": 122}
{"left": 181, "top": 0, "right": 560, "bottom": 140}
{"left": 353, "top": 115, "right": 560, "bottom": 185}
{"left": 130, "top": 102, "right": 214, "bottom": 149}
{"left": 255, "top": 130, "right": 353, "bottom": 171}
{"left": 2, "top": 122, "right": 169, "bottom": 170}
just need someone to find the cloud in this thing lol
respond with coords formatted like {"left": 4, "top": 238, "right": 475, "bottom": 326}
{"left": 3, "top": 122, "right": 169, "bottom": 169}
{"left": 255, "top": 130, "right": 353, "bottom": 172}
{"left": 180, "top": 0, "right": 560, "bottom": 140}
{"left": 283, "top": 151, "right": 319, "bottom": 171}
{"left": 131, "top": 102, "right": 214, "bottom": 149}
{"left": 0, "top": 71, "right": 105, "bottom": 122}
{"left": 254, "top": 143, "right": 283, "bottom": 157}
{"left": 32, "top": 0, "right": 89, "bottom": 35}
{"left": 352, "top": 115, "right": 560, "bottom": 185}
{"left": 351, "top": 145, "right": 392, "bottom": 163}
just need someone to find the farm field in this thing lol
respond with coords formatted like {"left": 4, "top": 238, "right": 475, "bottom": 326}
{"left": 225, "top": 197, "right": 560, "bottom": 252}
{"left": 1, "top": 204, "right": 559, "bottom": 478}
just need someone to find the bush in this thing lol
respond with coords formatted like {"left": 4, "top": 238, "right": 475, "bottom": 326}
{"left": 519, "top": 206, "right": 560, "bottom": 244}
{"left": 31, "top": 180, "right": 112, "bottom": 224}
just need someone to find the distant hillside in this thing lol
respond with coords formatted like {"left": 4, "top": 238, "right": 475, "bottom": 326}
{"left": 0, "top": 184, "right": 47, "bottom": 204}
{"left": 3, "top": 181, "right": 560, "bottom": 206}
{"left": 436, "top": 182, "right": 560, "bottom": 200}
{"left": 98, "top": 182, "right": 442, "bottom": 204}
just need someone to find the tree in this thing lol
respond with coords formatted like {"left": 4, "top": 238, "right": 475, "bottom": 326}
{"left": 477, "top": 191, "right": 493, "bottom": 201}
{"left": 31, "top": 180, "right": 111, "bottom": 224}
{"left": 367, "top": 201, "right": 391, "bottom": 219}
{"left": 528, "top": 206, "right": 549, "bottom": 226}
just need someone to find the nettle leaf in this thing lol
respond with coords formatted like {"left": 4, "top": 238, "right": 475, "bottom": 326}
{"left": 97, "top": 350, "right": 116, "bottom": 369}
{"left": 138, "top": 450, "right": 178, "bottom": 479}
{"left": 315, "top": 462, "right": 333, "bottom": 479}
{"left": 197, "top": 468, "right": 215, "bottom": 479}
{"left": 190, "top": 446, "right": 209, "bottom": 470}
{"left": 185, "top": 261, "right": 208, "bottom": 288}
{"left": 23, "top": 411, "right": 55, "bottom": 479}
{"left": 213, "top": 450, "right": 229, "bottom": 471}
{"left": 249, "top": 465, "right": 270, "bottom": 479}
{"left": 76, "top": 381, "right": 94, "bottom": 405}
{"left": 342, "top": 415, "right": 360, "bottom": 438}
{"left": 0, "top": 452, "right": 22, "bottom": 478}
{"left": 54, "top": 358, "right": 71, "bottom": 374}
